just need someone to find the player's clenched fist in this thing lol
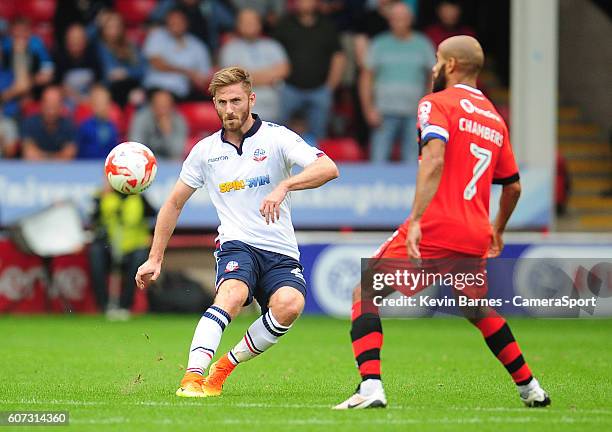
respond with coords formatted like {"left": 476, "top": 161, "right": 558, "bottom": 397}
{"left": 260, "top": 184, "right": 288, "bottom": 225}
{"left": 135, "top": 259, "right": 162, "bottom": 290}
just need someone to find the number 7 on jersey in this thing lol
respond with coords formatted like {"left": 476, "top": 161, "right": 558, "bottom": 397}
{"left": 464, "top": 143, "right": 492, "bottom": 201}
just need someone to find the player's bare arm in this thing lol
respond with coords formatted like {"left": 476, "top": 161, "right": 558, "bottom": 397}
{"left": 135, "top": 180, "right": 196, "bottom": 289}
{"left": 260, "top": 156, "right": 339, "bottom": 224}
{"left": 488, "top": 181, "right": 521, "bottom": 258}
{"left": 406, "top": 138, "right": 446, "bottom": 258}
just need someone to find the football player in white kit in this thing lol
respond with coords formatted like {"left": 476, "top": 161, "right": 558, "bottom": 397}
{"left": 135, "top": 67, "right": 339, "bottom": 397}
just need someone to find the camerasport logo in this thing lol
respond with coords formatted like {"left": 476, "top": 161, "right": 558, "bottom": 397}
{"left": 253, "top": 148, "right": 267, "bottom": 162}
{"left": 225, "top": 261, "right": 240, "bottom": 273}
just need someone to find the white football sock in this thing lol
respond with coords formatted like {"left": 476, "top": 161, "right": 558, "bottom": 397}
{"left": 360, "top": 379, "right": 384, "bottom": 397}
{"left": 517, "top": 377, "right": 540, "bottom": 396}
{"left": 186, "top": 305, "right": 231, "bottom": 375}
{"left": 228, "top": 310, "right": 290, "bottom": 365}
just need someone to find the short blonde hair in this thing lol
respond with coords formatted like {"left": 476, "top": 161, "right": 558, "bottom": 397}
{"left": 208, "top": 67, "right": 253, "bottom": 97}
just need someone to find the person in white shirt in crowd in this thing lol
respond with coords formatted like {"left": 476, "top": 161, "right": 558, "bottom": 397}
{"left": 143, "top": 7, "right": 212, "bottom": 101}
{"left": 219, "top": 9, "right": 290, "bottom": 123}
{"left": 135, "top": 67, "right": 339, "bottom": 398}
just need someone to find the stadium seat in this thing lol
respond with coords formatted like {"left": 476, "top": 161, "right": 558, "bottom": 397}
{"left": 17, "top": 0, "right": 56, "bottom": 22}
{"left": 115, "top": 0, "right": 157, "bottom": 26}
{"left": 32, "top": 23, "right": 54, "bottom": 50}
{"left": 125, "top": 26, "right": 147, "bottom": 46}
{"left": 0, "top": 0, "right": 17, "bottom": 21}
{"left": 177, "top": 102, "right": 221, "bottom": 135}
{"left": 318, "top": 137, "right": 365, "bottom": 162}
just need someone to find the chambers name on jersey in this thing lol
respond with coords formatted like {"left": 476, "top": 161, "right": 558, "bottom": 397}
{"left": 180, "top": 115, "right": 324, "bottom": 260}
{"left": 413, "top": 84, "right": 519, "bottom": 256}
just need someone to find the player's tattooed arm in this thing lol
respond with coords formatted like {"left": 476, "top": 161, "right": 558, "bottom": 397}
{"left": 260, "top": 156, "right": 339, "bottom": 224}
{"left": 407, "top": 139, "right": 446, "bottom": 258}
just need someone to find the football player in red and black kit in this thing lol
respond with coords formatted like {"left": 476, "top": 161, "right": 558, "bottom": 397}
{"left": 335, "top": 36, "right": 550, "bottom": 410}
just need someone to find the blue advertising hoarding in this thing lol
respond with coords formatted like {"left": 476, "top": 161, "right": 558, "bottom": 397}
{"left": 0, "top": 161, "right": 551, "bottom": 229}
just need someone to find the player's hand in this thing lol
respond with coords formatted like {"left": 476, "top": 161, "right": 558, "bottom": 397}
{"left": 135, "top": 258, "right": 162, "bottom": 290}
{"left": 487, "top": 230, "right": 504, "bottom": 258}
{"left": 260, "top": 184, "right": 288, "bottom": 224}
{"left": 406, "top": 221, "right": 422, "bottom": 259}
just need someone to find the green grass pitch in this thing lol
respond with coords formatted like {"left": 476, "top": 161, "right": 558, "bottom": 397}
{"left": 1, "top": 315, "right": 611, "bottom": 431}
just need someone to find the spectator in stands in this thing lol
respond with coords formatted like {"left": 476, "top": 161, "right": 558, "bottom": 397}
{"left": 128, "top": 89, "right": 187, "bottom": 159}
{"left": 2, "top": 18, "right": 54, "bottom": 115}
{"left": 21, "top": 86, "right": 76, "bottom": 160}
{"left": 424, "top": 0, "right": 476, "bottom": 48}
{"left": 0, "top": 38, "right": 30, "bottom": 118}
{"left": 97, "top": 12, "right": 146, "bottom": 106}
{"left": 143, "top": 8, "right": 212, "bottom": 101}
{"left": 274, "top": 0, "right": 346, "bottom": 139}
{"left": 77, "top": 85, "right": 119, "bottom": 159}
{"left": 219, "top": 9, "right": 289, "bottom": 123}
{"left": 150, "top": 0, "right": 235, "bottom": 53}
{"left": 54, "top": 24, "right": 102, "bottom": 106}
{"left": 354, "top": 0, "right": 397, "bottom": 69}
{"left": 230, "top": 0, "right": 285, "bottom": 29}
{"left": 89, "top": 182, "right": 156, "bottom": 320}
{"left": 53, "top": 0, "right": 113, "bottom": 47}
{"left": 360, "top": 2, "right": 435, "bottom": 163}
{"left": 0, "top": 107, "right": 18, "bottom": 157}
{"left": 288, "top": 110, "right": 318, "bottom": 148}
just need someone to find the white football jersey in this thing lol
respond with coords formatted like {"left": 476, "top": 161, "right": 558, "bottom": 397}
{"left": 180, "top": 115, "right": 324, "bottom": 260}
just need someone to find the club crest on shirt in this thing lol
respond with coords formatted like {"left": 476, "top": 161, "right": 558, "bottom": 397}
{"left": 253, "top": 148, "right": 267, "bottom": 162}
{"left": 225, "top": 261, "right": 239, "bottom": 272}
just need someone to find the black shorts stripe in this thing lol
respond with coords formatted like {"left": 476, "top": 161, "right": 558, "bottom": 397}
{"left": 350, "top": 313, "right": 382, "bottom": 341}
{"left": 505, "top": 354, "right": 525, "bottom": 374}
{"left": 484, "top": 323, "right": 515, "bottom": 356}
{"left": 262, "top": 313, "right": 284, "bottom": 338}
{"left": 356, "top": 348, "right": 381, "bottom": 366}
{"left": 493, "top": 172, "right": 520, "bottom": 185}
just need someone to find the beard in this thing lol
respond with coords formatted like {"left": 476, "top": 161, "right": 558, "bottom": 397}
{"left": 432, "top": 65, "right": 447, "bottom": 93}
{"left": 222, "top": 109, "right": 250, "bottom": 132}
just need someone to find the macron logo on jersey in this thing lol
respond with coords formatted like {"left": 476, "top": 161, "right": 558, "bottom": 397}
{"left": 219, "top": 175, "right": 271, "bottom": 193}
{"left": 208, "top": 155, "right": 229, "bottom": 163}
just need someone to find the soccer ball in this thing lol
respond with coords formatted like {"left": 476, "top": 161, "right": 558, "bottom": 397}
{"left": 104, "top": 142, "right": 157, "bottom": 194}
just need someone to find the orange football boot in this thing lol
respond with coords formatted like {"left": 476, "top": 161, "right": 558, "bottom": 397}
{"left": 202, "top": 354, "right": 236, "bottom": 396}
{"left": 175, "top": 371, "right": 205, "bottom": 398}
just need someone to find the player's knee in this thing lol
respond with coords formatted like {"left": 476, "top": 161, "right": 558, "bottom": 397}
{"left": 269, "top": 287, "right": 305, "bottom": 326}
{"left": 215, "top": 280, "right": 249, "bottom": 318}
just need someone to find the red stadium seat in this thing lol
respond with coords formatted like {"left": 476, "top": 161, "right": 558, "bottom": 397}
{"left": 0, "top": 0, "right": 17, "bottom": 21}
{"left": 125, "top": 26, "right": 148, "bottom": 46}
{"left": 17, "top": 0, "right": 56, "bottom": 22}
{"left": 115, "top": 0, "right": 157, "bottom": 26}
{"left": 319, "top": 137, "right": 365, "bottom": 162}
{"left": 177, "top": 102, "right": 221, "bottom": 135}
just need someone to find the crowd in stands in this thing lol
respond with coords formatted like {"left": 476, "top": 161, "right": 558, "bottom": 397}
{"left": 0, "top": 0, "right": 477, "bottom": 163}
